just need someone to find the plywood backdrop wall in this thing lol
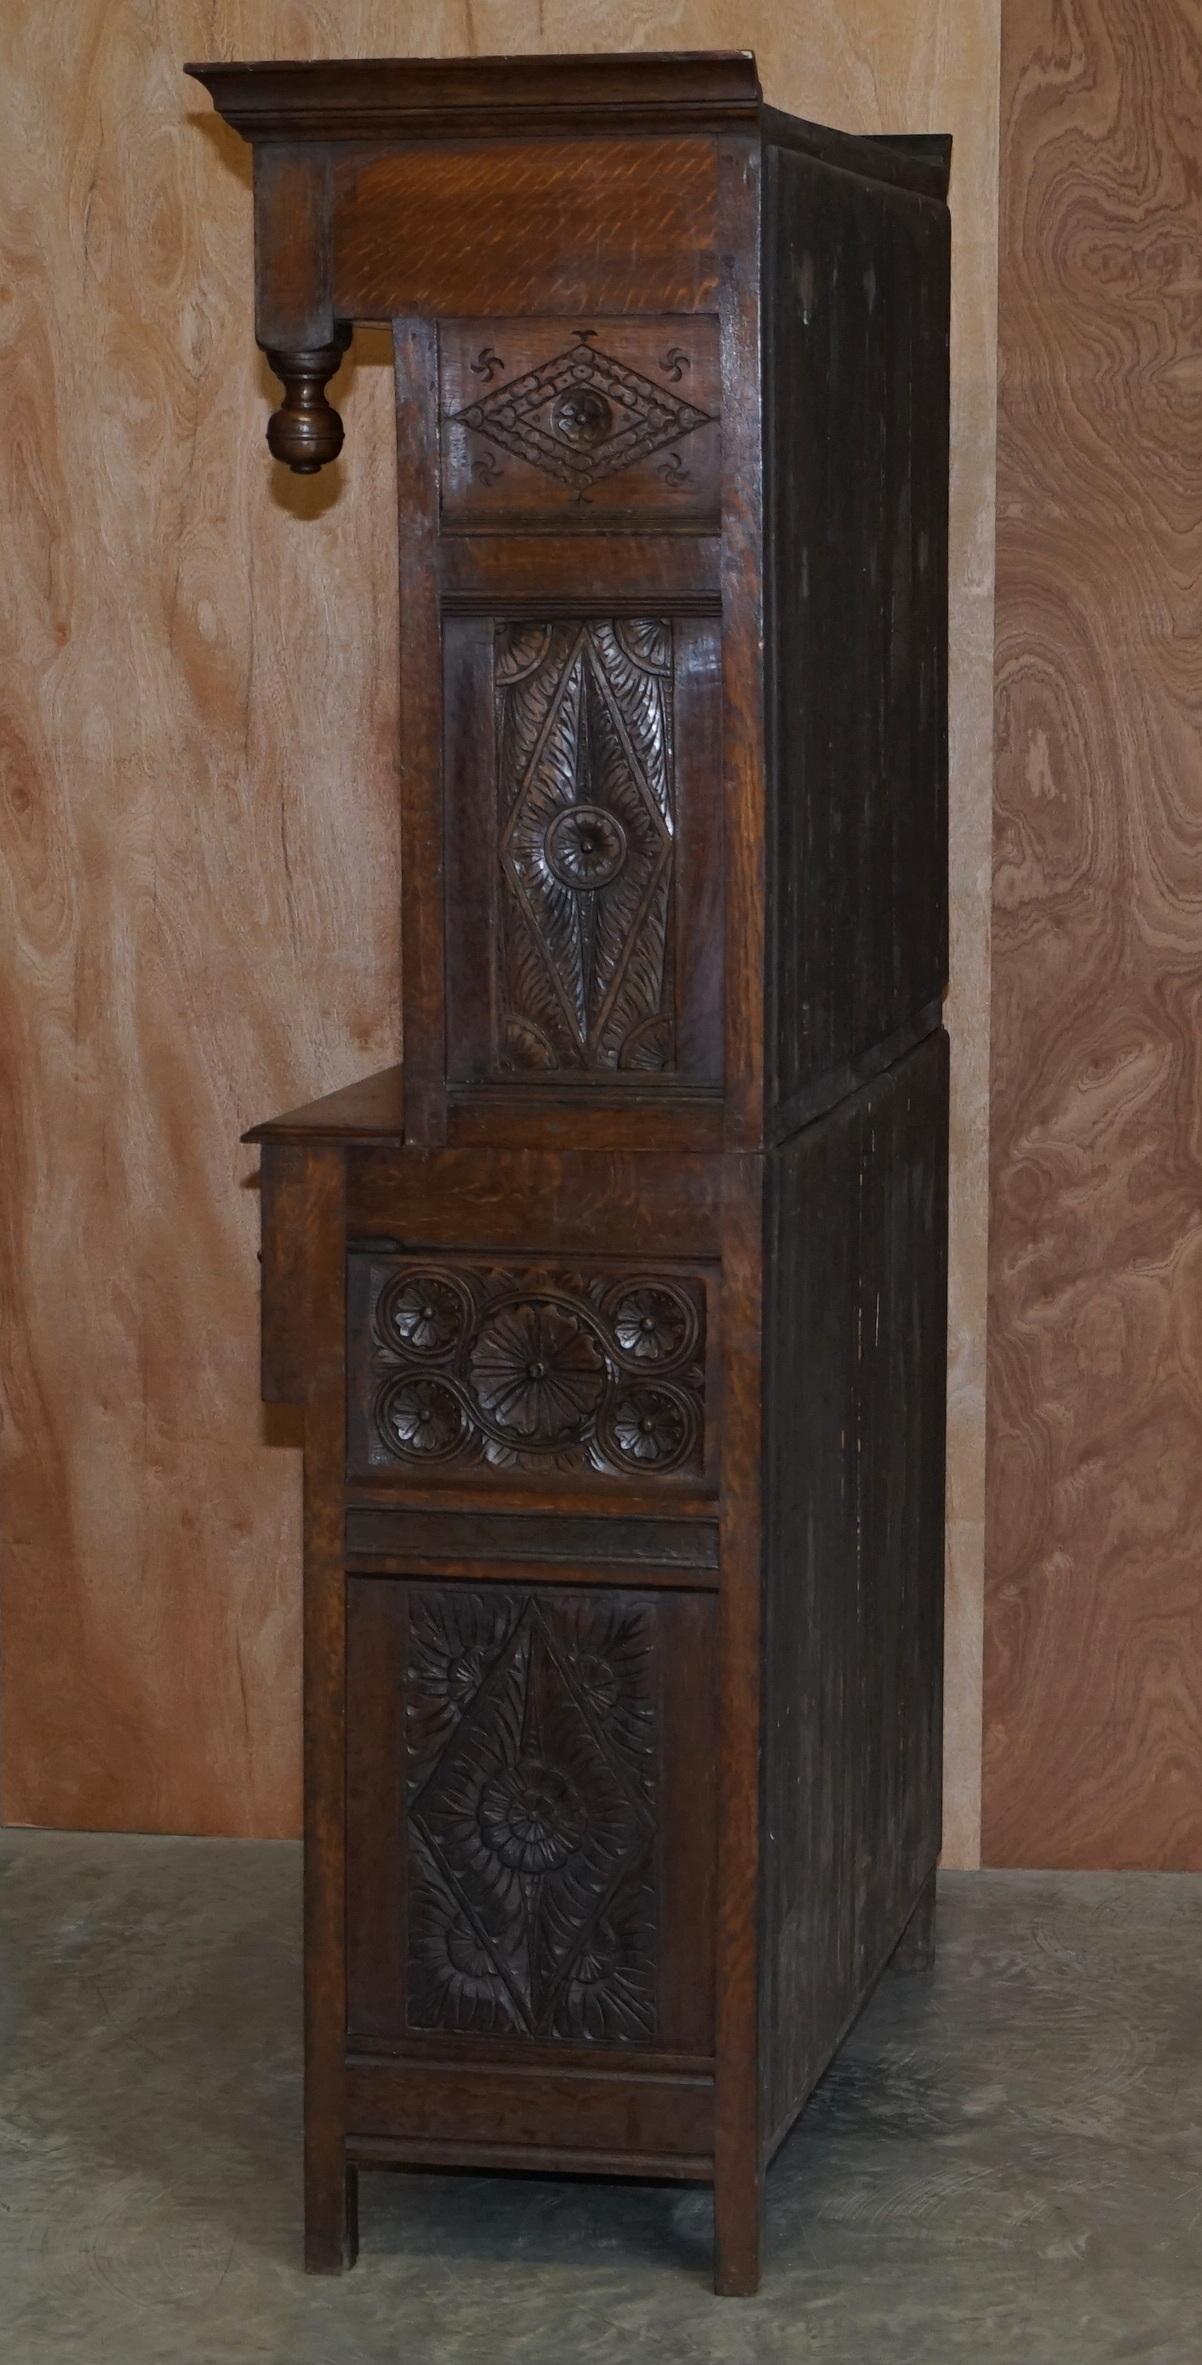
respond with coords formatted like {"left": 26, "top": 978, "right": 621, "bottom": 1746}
{"left": 986, "top": 0, "right": 1202, "bottom": 1867}
{"left": 0, "top": 3, "right": 999, "bottom": 1852}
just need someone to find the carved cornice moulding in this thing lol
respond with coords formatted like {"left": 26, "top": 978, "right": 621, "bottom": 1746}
{"left": 184, "top": 52, "right": 762, "bottom": 141}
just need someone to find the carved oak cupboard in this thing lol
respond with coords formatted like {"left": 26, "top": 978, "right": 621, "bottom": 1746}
{"left": 188, "top": 51, "right": 951, "bottom": 2297}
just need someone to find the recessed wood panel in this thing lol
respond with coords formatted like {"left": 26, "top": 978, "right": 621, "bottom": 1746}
{"left": 347, "top": 1574, "right": 716, "bottom": 2059}
{"left": 444, "top": 614, "right": 723, "bottom": 1090}
{"left": 985, "top": 0, "right": 1202, "bottom": 1867}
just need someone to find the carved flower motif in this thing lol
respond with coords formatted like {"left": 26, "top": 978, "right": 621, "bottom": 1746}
{"left": 378, "top": 1272, "right": 465, "bottom": 1356}
{"left": 611, "top": 1284, "right": 695, "bottom": 1368}
{"left": 469, "top": 1302, "right": 605, "bottom": 1442}
{"left": 478, "top": 1754, "right": 584, "bottom": 1872}
{"left": 551, "top": 386, "right": 614, "bottom": 449}
{"left": 609, "top": 1385, "right": 693, "bottom": 1471}
{"left": 378, "top": 1375, "right": 464, "bottom": 1462}
{"left": 544, "top": 801, "right": 628, "bottom": 889}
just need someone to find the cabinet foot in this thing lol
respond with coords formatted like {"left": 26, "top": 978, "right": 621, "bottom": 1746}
{"left": 305, "top": 2163, "right": 359, "bottom": 2273}
{"left": 713, "top": 2176, "right": 762, "bottom": 2297}
{"left": 892, "top": 1867, "right": 937, "bottom": 1973}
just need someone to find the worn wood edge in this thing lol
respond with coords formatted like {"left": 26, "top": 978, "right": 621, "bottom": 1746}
{"left": 346, "top": 2137, "right": 713, "bottom": 2180}
{"left": 344, "top": 1507, "right": 720, "bottom": 1574}
{"left": 244, "top": 1065, "right": 404, "bottom": 1144}
{"left": 347, "top": 2051, "right": 713, "bottom": 2088}
{"left": 344, "top": 1554, "right": 720, "bottom": 1589}
{"left": 438, "top": 591, "right": 723, "bottom": 618}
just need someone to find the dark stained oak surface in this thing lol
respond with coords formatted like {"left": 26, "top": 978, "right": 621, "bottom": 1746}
{"left": 201, "top": 47, "right": 950, "bottom": 2299}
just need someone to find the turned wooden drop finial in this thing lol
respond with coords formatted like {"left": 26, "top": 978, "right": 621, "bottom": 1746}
{"left": 263, "top": 327, "right": 352, "bottom": 473}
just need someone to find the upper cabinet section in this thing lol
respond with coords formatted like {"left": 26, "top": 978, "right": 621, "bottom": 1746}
{"left": 192, "top": 54, "right": 951, "bottom": 1158}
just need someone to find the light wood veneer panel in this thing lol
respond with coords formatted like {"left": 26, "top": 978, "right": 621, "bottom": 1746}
{"left": 986, "top": 0, "right": 1202, "bottom": 1866}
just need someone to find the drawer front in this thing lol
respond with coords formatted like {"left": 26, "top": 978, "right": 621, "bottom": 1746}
{"left": 347, "top": 1576, "right": 716, "bottom": 2061}
{"left": 347, "top": 1250, "right": 717, "bottom": 1496}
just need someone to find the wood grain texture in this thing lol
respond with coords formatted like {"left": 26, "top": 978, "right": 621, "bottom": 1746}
{"left": 333, "top": 138, "right": 720, "bottom": 321}
{"left": 761, "top": 1034, "right": 948, "bottom": 2158}
{"left": 985, "top": 0, "right": 1202, "bottom": 1868}
{"left": 752, "top": 0, "right": 999, "bottom": 1878}
{"left": 0, "top": 3, "right": 403, "bottom": 1836}
{"left": 763, "top": 133, "right": 950, "bottom": 1117}
{"left": 0, "top": 2, "right": 998, "bottom": 1843}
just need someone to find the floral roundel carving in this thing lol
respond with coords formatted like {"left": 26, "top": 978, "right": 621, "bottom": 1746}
{"left": 551, "top": 385, "right": 614, "bottom": 450}
{"left": 606, "top": 1281, "right": 698, "bottom": 1371}
{"left": 544, "top": 802, "right": 628, "bottom": 889}
{"left": 603, "top": 1384, "right": 696, "bottom": 1472}
{"left": 478, "top": 1754, "right": 585, "bottom": 1873}
{"left": 377, "top": 1374, "right": 465, "bottom": 1462}
{"left": 469, "top": 1302, "right": 606, "bottom": 1442}
{"left": 364, "top": 1261, "right": 705, "bottom": 1478}
{"left": 377, "top": 1270, "right": 468, "bottom": 1358}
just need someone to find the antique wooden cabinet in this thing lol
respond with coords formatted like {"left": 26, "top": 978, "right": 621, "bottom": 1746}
{"left": 189, "top": 51, "right": 950, "bottom": 2297}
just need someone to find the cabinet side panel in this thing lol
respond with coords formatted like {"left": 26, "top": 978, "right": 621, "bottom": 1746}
{"left": 764, "top": 146, "right": 950, "bottom": 1115}
{"left": 760, "top": 1032, "right": 948, "bottom": 2148}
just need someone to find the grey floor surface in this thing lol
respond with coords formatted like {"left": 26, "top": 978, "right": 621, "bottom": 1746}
{"left": 1, "top": 1834, "right": 1200, "bottom": 2363}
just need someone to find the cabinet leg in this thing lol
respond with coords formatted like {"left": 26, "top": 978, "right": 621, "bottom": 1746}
{"left": 305, "top": 2158, "right": 359, "bottom": 2273}
{"left": 713, "top": 2171, "right": 762, "bottom": 2297}
{"left": 892, "top": 1867, "right": 937, "bottom": 1974}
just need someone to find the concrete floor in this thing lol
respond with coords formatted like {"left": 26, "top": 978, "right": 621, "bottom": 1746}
{"left": 1, "top": 1839, "right": 1199, "bottom": 2365}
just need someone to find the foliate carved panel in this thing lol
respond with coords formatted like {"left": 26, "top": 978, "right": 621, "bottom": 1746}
{"left": 405, "top": 1586, "right": 657, "bottom": 2045}
{"left": 439, "top": 317, "right": 720, "bottom": 523}
{"left": 497, "top": 618, "right": 677, "bottom": 1075}
{"left": 350, "top": 1257, "right": 708, "bottom": 1483}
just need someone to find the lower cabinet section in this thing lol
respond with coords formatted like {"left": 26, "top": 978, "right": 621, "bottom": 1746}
{"left": 346, "top": 1574, "right": 717, "bottom": 2164}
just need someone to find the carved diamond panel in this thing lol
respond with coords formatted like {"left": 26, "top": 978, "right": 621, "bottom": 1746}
{"left": 497, "top": 619, "right": 676, "bottom": 1074}
{"left": 451, "top": 328, "right": 714, "bottom": 495}
{"left": 353, "top": 1258, "right": 707, "bottom": 1482}
{"left": 438, "top": 317, "right": 720, "bottom": 522}
{"left": 405, "top": 1587, "right": 657, "bottom": 2044}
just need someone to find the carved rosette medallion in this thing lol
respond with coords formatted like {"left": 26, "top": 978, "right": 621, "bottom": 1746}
{"left": 544, "top": 803, "right": 628, "bottom": 890}
{"left": 364, "top": 1262, "right": 706, "bottom": 1478}
{"left": 451, "top": 329, "right": 713, "bottom": 495}
{"left": 405, "top": 1588, "right": 658, "bottom": 2044}
{"left": 496, "top": 618, "right": 676, "bottom": 1074}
